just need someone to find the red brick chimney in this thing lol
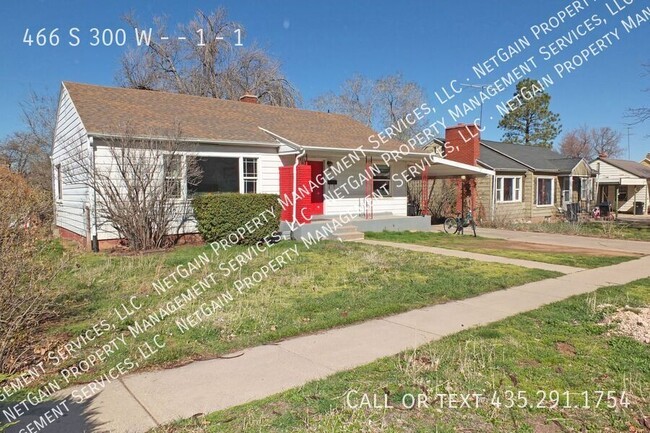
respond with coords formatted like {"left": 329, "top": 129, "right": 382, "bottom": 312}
{"left": 444, "top": 124, "right": 481, "bottom": 166}
{"left": 239, "top": 94, "right": 259, "bottom": 104}
{"left": 598, "top": 152, "right": 608, "bottom": 159}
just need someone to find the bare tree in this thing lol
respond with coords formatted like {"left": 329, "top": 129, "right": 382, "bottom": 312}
{"left": 313, "top": 73, "right": 426, "bottom": 140}
{"left": 558, "top": 125, "right": 623, "bottom": 160}
{"left": 559, "top": 125, "right": 592, "bottom": 159}
{"left": 591, "top": 127, "right": 623, "bottom": 158}
{"left": 0, "top": 90, "right": 57, "bottom": 190}
{"left": 117, "top": 8, "right": 300, "bottom": 107}
{"left": 222, "top": 46, "right": 300, "bottom": 106}
{"left": 313, "top": 75, "right": 375, "bottom": 126}
{"left": 65, "top": 125, "right": 202, "bottom": 250}
{"left": 374, "top": 74, "right": 427, "bottom": 138}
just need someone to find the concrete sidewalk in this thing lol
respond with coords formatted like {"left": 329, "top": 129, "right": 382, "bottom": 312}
{"left": 8, "top": 258, "right": 650, "bottom": 433}
{"left": 432, "top": 226, "right": 650, "bottom": 255}
{"left": 359, "top": 239, "right": 584, "bottom": 274}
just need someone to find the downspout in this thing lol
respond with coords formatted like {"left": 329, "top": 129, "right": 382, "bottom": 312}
{"left": 292, "top": 147, "right": 306, "bottom": 237}
{"left": 256, "top": 127, "right": 306, "bottom": 239}
{"left": 491, "top": 174, "right": 496, "bottom": 222}
{"left": 89, "top": 136, "right": 99, "bottom": 252}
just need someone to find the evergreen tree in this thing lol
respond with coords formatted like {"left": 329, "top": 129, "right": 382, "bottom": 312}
{"left": 498, "top": 78, "right": 561, "bottom": 147}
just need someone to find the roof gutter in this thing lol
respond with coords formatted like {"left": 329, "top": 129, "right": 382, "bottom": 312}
{"left": 87, "top": 132, "right": 281, "bottom": 148}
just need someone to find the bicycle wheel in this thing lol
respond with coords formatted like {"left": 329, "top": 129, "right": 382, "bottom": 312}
{"left": 443, "top": 218, "right": 456, "bottom": 233}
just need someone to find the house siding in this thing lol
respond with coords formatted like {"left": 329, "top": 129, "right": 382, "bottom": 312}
{"left": 300, "top": 153, "right": 408, "bottom": 217}
{"left": 91, "top": 141, "right": 285, "bottom": 240}
{"left": 590, "top": 159, "right": 650, "bottom": 213}
{"left": 51, "top": 85, "right": 90, "bottom": 239}
{"left": 480, "top": 171, "right": 561, "bottom": 222}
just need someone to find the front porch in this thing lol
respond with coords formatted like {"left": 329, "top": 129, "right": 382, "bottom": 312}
{"left": 597, "top": 179, "right": 649, "bottom": 216}
{"left": 281, "top": 213, "right": 432, "bottom": 241}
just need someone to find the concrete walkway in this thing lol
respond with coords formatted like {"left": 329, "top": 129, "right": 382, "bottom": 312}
{"left": 8, "top": 257, "right": 650, "bottom": 432}
{"left": 432, "top": 226, "right": 650, "bottom": 255}
{"left": 359, "top": 239, "right": 584, "bottom": 274}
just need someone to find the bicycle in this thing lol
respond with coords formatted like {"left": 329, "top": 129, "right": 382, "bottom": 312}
{"left": 443, "top": 210, "right": 476, "bottom": 237}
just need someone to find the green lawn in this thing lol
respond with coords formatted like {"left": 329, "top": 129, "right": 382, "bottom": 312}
{"left": 152, "top": 278, "right": 650, "bottom": 433}
{"left": 366, "top": 231, "right": 640, "bottom": 269}
{"left": 10, "top": 240, "right": 557, "bottom": 394}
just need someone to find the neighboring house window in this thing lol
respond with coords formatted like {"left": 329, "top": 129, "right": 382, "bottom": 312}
{"left": 373, "top": 164, "right": 391, "bottom": 196}
{"left": 56, "top": 164, "right": 63, "bottom": 200}
{"left": 242, "top": 158, "right": 258, "bottom": 193}
{"left": 580, "top": 178, "right": 588, "bottom": 200}
{"left": 164, "top": 155, "right": 183, "bottom": 199}
{"left": 496, "top": 176, "right": 521, "bottom": 202}
{"left": 536, "top": 177, "right": 554, "bottom": 206}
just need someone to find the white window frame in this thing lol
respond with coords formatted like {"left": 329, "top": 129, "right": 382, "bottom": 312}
{"left": 241, "top": 157, "right": 258, "bottom": 194}
{"left": 372, "top": 164, "right": 391, "bottom": 197}
{"left": 164, "top": 154, "right": 185, "bottom": 200}
{"left": 536, "top": 176, "right": 555, "bottom": 207}
{"left": 55, "top": 163, "right": 63, "bottom": 201}
{"left": 495, "top": 176, "right": 522, "bottom": 203}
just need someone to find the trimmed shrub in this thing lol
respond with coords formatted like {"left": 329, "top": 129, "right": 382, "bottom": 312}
{"left": 192, "top": 193, "right": 280, "bottom": 245}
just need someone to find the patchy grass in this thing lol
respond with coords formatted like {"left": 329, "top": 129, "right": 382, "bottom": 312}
{"left": 4, "top": 240, "right": 558, "bottom": 397}
{"left": 151, "top": 278, "right": 650, "bottom": 433}
{"left": 366, "top": 231, "right": 640, "bottom": 269}
{"left": 504, "top": 221, "right": 650, "bottom": 242}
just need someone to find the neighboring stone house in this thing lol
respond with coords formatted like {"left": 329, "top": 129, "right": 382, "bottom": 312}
{"left": 442, "top": 124, "right": 594, "bottom": 223}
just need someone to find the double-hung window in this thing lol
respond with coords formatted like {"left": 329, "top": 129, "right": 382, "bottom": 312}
{"left": 164, "top": 154, "right": 183, "bottom": 199}
{"left": 536, "top": 177, "right": 555, "bottom": 206}
{"left": 372, "top": 164, "right": 391, "bottom": 196}
{"left": 242, "top": 158, "right": 258, "bottom": 193}
{"left": 496, "top": 176, "right": 521, "bottom": 202}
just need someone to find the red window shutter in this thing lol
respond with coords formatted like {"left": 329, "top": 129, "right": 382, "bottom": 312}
{"left": 279, "top": 166, "right": 294, "bottom": 222}
{"left": 295, "top": 164, "right": 312, "bottom": 223}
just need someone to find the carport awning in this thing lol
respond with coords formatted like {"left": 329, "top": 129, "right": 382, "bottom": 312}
{"left": 403, "top": 154, "right": 495, "bottom": 178}
{"left": 598, "top": 178, "right": 647, "bottom": 186}
{"left": 621, "top": 178, "right": 647, "bottom": 186}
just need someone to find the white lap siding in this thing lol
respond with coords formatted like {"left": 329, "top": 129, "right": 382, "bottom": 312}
{"left": 322, "top": 159, "right": 408, "bottom": 216}
{"left": 91, "top": 142, "right": 282, "bottom": 239}
{"left": 51, "top": 85, "right": 90, "bottom": 237}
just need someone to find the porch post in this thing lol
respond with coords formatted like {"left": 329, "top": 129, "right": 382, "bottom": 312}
{"left": 421, "top": 170, "right": 429, "bottom": 216}
{"left": 615, "top": 184, "right": 619, "bottom": 219}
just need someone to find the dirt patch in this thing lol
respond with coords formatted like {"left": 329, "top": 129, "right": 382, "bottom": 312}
{"left": 477, "top": 239, "right": 640, "bottom": 257}
{"left": 529, "top": 416, "right": 564, "bottom": 433}
{"left": 555, "top": 342, "right": 577, "bottom": 356}
{"left": 602, "top": 306, "right": 650, "bottom": 344}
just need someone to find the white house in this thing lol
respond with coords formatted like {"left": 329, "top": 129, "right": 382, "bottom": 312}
{"left": 52, "top": 82, "right": 492, "bottom": 249}
{"left": 590, "top": 157, "right": 650, "bottom": 215}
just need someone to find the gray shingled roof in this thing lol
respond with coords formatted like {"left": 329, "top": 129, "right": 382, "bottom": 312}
{"left": 480, "top": 140, "right": 581, "bottom": 173}
{"left": 477, "top": 145, "right": 528, "bottom": 172}
{"left": 601, "top": 158, "right": 650, "bottom": 178}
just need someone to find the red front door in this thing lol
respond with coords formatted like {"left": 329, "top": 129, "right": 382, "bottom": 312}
{"left": 307, "top": 160, "right": 324, "bottom": 215}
